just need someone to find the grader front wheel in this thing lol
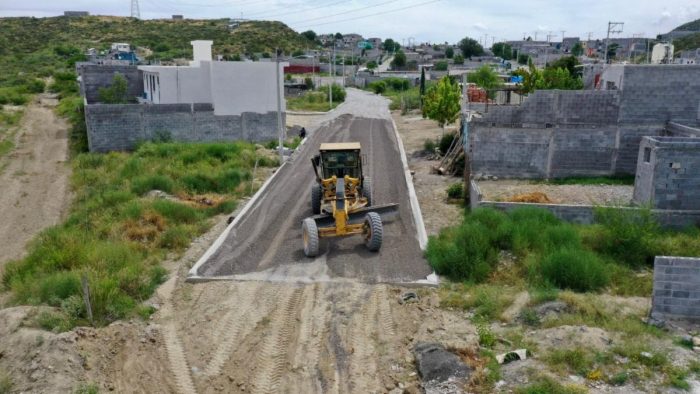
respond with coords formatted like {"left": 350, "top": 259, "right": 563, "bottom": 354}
{"left": 363, "top": 212, "right": 383, "bottom": 252}
{"left": 302, "top": 218, "right": 320, "bottom": 257}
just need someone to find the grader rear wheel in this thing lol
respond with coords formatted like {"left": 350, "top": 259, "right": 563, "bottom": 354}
{"left": 311, "top": 184, "right": 322, "bottom": 214}
{"left": 363, "top": 212, "right": 383, "bottom": 252}
{"left": 302, "top": 218, "right": 320, "bottom": 257}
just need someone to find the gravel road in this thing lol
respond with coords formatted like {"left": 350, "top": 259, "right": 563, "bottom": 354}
{"left": 192, "top": 89, "right": 432, "bottom": 283}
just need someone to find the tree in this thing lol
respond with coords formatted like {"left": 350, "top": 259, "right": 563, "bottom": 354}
{"left": 453, "top": 54, "right": 465, "bottom": 64}
{"left": 301, "top": 30, "right": 317, "bottom": 42}
{"left": 606, "top": 43, "right": 620, "bottom": 61}
{"left": 334, "top": 32, "right": 343, "bottom": 40}
{"left": 517, "top": 53, "right": 529, "bottom": 65}
{"left": 422, "top": 76, "right": 461, "bottom": 132}
{"left": 292, "top": 49, "right": 305, "bottom": 57}
{"left": 383, "top": 38, "right": 400, "bottom": 53}
{"left": 390, "top": 50, "right": 407, "bottom": 70}
{"left": 434, "top": 61, "right": 448, "bottom": 71}
{"left": 98, "top": 74, "right": 129, "bottom": 104}
{"left": 492, "top": 42, "right": 513, "bottom": 60}
{"left": 419, "top": 67, "right": 426, "bottom": 97}
{"left": 571, "top": 42, "right": 583, "bottom": 56}
{"left": 547, "top": 55, "right": 581, "bottom": 77}
{"left": 458, "top": 37, "right": 484, "bottom": 59}
{"left": 445, "top": 46, "right": 454, "bottom": 59}
{"left": 366, "top": 61, "right": 378, "bottom": 70}
{"left": 467, "top": 65, "right": 503, "bottom": 90}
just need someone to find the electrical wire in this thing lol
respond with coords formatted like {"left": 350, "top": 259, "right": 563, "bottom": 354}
{"left": 291, "top": 0, "right": 442, "bottom": 29}
{"left": 285, "top": 0, "right": 402, "bottom": 25}
{"left": 244, "top": 0, "right": 348, "bottom": 19}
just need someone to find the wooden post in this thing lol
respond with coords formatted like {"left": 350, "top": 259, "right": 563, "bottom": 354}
{"left": 81, "top": 274, "right": 94, "bottom": 326}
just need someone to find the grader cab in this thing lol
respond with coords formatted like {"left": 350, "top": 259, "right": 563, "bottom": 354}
{"left": 301, "top": 142, "right": 399, "bottom": 257}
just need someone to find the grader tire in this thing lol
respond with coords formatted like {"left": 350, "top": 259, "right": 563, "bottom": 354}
{"left": 302, "top": 218, "right": 320, "bottom": 257}
{"left": 363, "top": 212, "right": 383, "bottom": 252}
{"left": 311, "top": 184, "right": 322, "bottom": 214}
{"left": 363, "top": 177, "right": 373, "bottom": 207}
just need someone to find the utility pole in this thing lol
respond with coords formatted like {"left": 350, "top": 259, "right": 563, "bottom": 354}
{"left": 329, "top": 47, "right": 334, "bottom": 109}
{"left": 604, "top": 21, "right": 624, "bottom": 63}
{"left": 130, "top": 0, "right": 140, "bottom": 19}
{"left": 342, "top": 55, "right": 346, "bottom": 87}
{"left": 275, "top": 49, "right": 284, "bottom": 164}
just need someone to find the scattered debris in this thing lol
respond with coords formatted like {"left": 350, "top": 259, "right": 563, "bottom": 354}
{"left": 146, "top": 190, "right": 177, "bottom": 200}
{"left": 507, "top": 191, "right": 553, "bottom": 203}
{"left": 413, "top": 342, "right": 471, "bottom": 383}
{"left": 399, "top": 291, "right": 420, "bottom": 304}
{"left": 227, "top": 216, "right": 235, "bottom": 225}
{"left": 496, "top": 349, "right": 528, "bottom": 364}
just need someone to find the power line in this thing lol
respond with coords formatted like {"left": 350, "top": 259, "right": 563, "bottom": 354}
{"left": 131, "top": 0, "right": 141, "bottom": 18}
{"left": 292, "top": 0, "right": 442, "bottom": 29}
{"left": 286, "top": 0, "right": 402, "bottom": 25}
{"left": 245, "top": 0, "right": 348, "bottom": 19}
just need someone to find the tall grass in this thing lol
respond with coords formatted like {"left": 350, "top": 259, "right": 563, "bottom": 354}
{"left": 2, "top": 142, "right": 275, "bottom": 328}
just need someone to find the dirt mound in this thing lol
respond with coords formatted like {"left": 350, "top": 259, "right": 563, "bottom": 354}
{"left": 507, "top": 192, "right": 553, "bottom": 203}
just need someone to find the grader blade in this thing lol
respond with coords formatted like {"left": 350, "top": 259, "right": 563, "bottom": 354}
{"left": 309, "top": 203, "right": 399, "bottom": 228}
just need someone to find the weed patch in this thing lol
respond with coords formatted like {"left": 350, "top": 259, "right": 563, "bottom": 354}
{"left": 515, "top": 376, "right": 586, "bottom": 394}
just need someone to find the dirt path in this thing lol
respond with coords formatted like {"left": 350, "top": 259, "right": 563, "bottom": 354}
{"left": 0, "top": 94, "right": 71, "bottom": 266}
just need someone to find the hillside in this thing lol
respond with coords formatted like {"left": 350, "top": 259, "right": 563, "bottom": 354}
{"left": 673, "top": 18, "right": 700, "bottom": 32}
{"left": 0, "top": 16, "right": 314, "bottom": 87}
{"left": 674, "top": 32, "right": 700, "bottom": 52}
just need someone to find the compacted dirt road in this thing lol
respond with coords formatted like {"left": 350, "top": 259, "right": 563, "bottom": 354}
{"left": 0, "top": 94, "right": 71, "bottom": 265}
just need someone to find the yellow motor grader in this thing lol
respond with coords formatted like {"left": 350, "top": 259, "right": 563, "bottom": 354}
{"left": 302, "top": 142, "right": 398, "bottom": 257}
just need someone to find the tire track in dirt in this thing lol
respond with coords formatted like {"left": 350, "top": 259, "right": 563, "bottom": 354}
{"left": 346, "top": 285, "right": 381, "bottom": 393}
{"left": 203, "top": 282, "right": 270, "bottom": 377}
{"left": 286, "top": 283, "right": 331, "bottom": 393}
{"left": 158, "top": 277, "right": 197, "bottom": 394}
{"left": 376, "top": 285, "right": 396, "bottom": 338}
{"left": 252, "top": 286, "right": 304, "bottom": 394}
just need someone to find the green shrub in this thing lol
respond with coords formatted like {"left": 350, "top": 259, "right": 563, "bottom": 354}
{"left": 516, "top": 376, "right": 586, "bottom": 394}
{"left": 26, "top": 79, "right": 46, "bottom": 93}
{"left": 0, "top": 87, "right": 29, "bottom": 105}
{"left": 423, "top": 139, "right": 436, "bottom": 152}
{"left": 368, "top": 81, "right": 387, "bottom": 94}
{"left": 426, "top": 220, "right": 497, "bottom": 282}
{"left": 74, "top": 383, "right": 100, "bottom": 394}
{"left": 438, "top": 132, "right": 456, "bottom": 155}
{"left": 477, "top": 324, "right": 496, "bottom": 347}
{"left": 131, "top": 174, "right": 175, "bottom": 195}
{"left": 592, "top": 207, "right": 659, "bottom": 267}
{"left": 446, "top": 182, "right": 463, "bottom": 199}
{"left": 0, "top": 369, "right": 11, "bottom": 394}
{"left": 383, "top": 77, "right": 410, "bottom": 91}
{"left": 36, "top": 310, "right": 73, "bottom": 332}
{"left": 330, "top": 83, "right": 346, "bottom": 102}
{"left": 538, "top": 249, "right": 609, "bottom": 292}
{"left": 152, "top": 200, "right": 202, "bottom": 224}
{"left": 159, "top": 225, "right": 192, "bottom": 249}
{"left": 545, "top": 347, "right": 593, "bottom": 375}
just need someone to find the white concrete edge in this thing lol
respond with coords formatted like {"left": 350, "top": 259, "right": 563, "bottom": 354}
{"left": 184, "top": 275, "right": 439, "bottom": 288}
{"left": 389, "top": 116, "right": 438, "bottom": 286}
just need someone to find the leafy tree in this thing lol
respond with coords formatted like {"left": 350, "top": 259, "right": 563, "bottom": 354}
{"left": 304, "top": 77, "right": 314, "bottom": 90}
{"left": 390, "top": 50, "right": 407, "bottom": 70}
{"left": 422, "top": 76, "right": 461, "bottom": 132}
{"left": 368, "top": 80, "right": 387, "bottom": 94}
{"left": 301, "top": 30, "right": 317, "bottom": 42}
{"left": 453, "top": 54, "right": 465, "bottom": 64}
{"left": 420, "top": 67, "right": 426, "bottom": 97}
{"left": 467, "top": 65, "right": 503, "bottom": 90}
{"left": 492, "top": 42, "right": 513, "bottom": 60}
{"left": 383, "top": 38, "right": 400, "bottom": 52}
{"left": 445, "top": 46, "right": 454, "bottom": 59}
{"left": 571, "top": 42, "right": 583, "bottom": 56}
{"left": 98, "top": 74, "right": 129, "bottom": 104}
{"left": 547, "top": 55, "right": 581, "bottom": 77}
{"left": 517, "top": 53, "right": 530, "bottom": 65}
{"left": 606, "top": 43, "right": 620, "bottom": 61}
{"left": 366, "top": 60, "right": 377, "bottom": 70}
{"left": 292, "top": 49, "right": 305, "bottom": 57}
{"left": 458, "top": 37, "right": 484, "bottom": 59}
{"left": 513, "top": 59, "right": 582, "bottom": 94}
{"left": 334, "top": 32, "right": 343, "bottom": 40}
{"left": 434, "top": 61, "right": 448, "bottom": 71}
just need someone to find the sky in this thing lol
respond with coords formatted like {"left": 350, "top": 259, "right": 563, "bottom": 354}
{"left": 1, "top": 0, "right": 699, "bottom": 44}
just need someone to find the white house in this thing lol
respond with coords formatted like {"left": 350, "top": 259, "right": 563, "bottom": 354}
{"left": 139, "top": 40, "right": 287, "bottom": 116}
{"left": 651, "top": 43, "right": 674, "bottom": 64}
{"left": 111, "top": 43, "right": 131, "bottom": 53}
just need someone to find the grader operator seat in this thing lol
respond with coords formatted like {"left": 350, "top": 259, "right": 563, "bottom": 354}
{"left": 318, "top": 145, "right": 362, "bottom": 180}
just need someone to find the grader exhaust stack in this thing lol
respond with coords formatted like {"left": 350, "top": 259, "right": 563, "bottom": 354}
{"left": 301, "top": 142, "right": 399, "bottom": 257}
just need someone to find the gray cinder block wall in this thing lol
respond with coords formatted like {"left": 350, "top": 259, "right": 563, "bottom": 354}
{"left": 85, "top": 103, "right": 281, "bottom": 152}
{"left": 633, "top": 137, "right": 700, "bottom": 210}
{"left": 77, "top": 64, "right": 143, "bottom": 104}
{"left": 652, "top": 256, "right": 700, "bottom": 322}
{"left": 470, "top": 65, "right": 700, "bottom": 179}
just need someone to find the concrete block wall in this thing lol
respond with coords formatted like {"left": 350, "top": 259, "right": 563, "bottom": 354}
{"left": 619, "top": 65, "right": 700, "bottom": 125}
{"left": 652, "top": 256, "right": 700, "bottom": 322}
{"left": 85, "top": 103, "right": 280, "bottom": 152}
{"left": 77, "top": 64, "right": 143, "bottom": 104}
{"left": 633, "top": 137, "right": 700, "bottom": 210}
{"left": 666, "top": 122, "right": 700, "bottom": 138}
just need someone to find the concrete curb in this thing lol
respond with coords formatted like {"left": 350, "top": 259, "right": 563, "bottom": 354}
{"left": 389, "top": 116, "right": 438, "bottom": 286}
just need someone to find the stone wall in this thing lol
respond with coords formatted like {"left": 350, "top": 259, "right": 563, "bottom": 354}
{"left": 666, "top": 122, "right": 700, "bottom": 138}
{"left": 85, "top": 103, "right": 281, "bottom": 152}
{"left": 652, "top": 256, "right": 700, "bottom": 322}
{"left": 633, "top": 137, "right": 700, "bottom": 210}
{"left": 77, "top": 64, "right": 143, "bottom": 104}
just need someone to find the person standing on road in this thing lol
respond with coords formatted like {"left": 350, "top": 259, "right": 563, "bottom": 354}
{"left": 299, "top": 127, "right": 307, "bottom": 139}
